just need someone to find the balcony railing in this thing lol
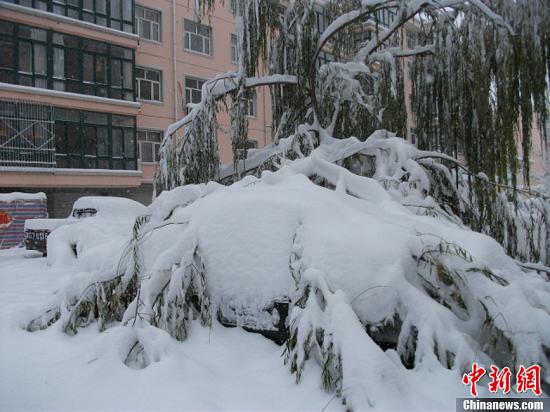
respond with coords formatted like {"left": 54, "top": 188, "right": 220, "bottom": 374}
{"left": 0, "top": 99, "right": 55, "bottom": 168}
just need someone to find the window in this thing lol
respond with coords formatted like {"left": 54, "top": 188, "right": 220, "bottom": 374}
{"left": 406, "top": 31, "right": 417, "bottom": 49}
{"left": 0, "top": 21, "right": 135, "bottom": 101}
{"left": 230, "top": 33, "right": 238, "bottom": 64}
{"left": 366, "top": 9, "right": 396, "bottom": 27}
{"left": 410, "top": 127, "right": 417, "bottom": 145}
{"left": 230, "top": 0, "right": 237, "bottom": 14}
{"left": 3, "top": 25, "right": 49, "bottom": 89}
{"left": 315, "top": 6, "right": 328, "bottom": 35}
{"left": 54, "top": 108, "right": 136, "bottom": 170}
{"left": 9, "top": 0, "right": 134, "bottom": 33}
{"left": 184, "top": 19, "right": 212, "bottom": 55}
{"left": 354, "top": 30, "right": 373, "bottom": 51}
{"left": 185, "top": 77, "right": 205, "bottom": 110}
{"left": 317, "top": 51, "right": 335, "bottom": 69}
{"left": 135, "top": 5, "right": 161, "bottom": 42}
{"left": 136, "top": 67, "right": 162, "bottom": 102}
{"left": 138, "top": 129, "right": 162, "bottom": 163}
{"left": 232, "top": 93, "right": 256, "bottom": 117}
{"left": 236, "top": 139, "right": 258, "bottom": 158}
{"left": 0, "top": 20, "right": 134, "bottom": 101}
{"left": 242, "top": 92, "right": 256, "bottom": 117}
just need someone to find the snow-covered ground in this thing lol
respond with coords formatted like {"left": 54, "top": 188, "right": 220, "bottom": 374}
{"left": 0, "top": 136, "right": 547, "bottom": 411}
{"left": 0, "top": 250, "right": 338, "bottom": 412}
{"left": 0, "top": 247, "right": 472, "bottom": 412}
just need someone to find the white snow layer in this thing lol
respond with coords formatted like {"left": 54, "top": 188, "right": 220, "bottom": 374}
{"left": 0, "top": 192, "right": 46, "bottom": 202}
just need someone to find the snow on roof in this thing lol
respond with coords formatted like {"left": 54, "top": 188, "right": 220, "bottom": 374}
{"left": 24, "top": 218, "right": 68, "bottom": 231}
{"left": 71, "top": 196, "right": 147, "bottom": 220}
{"left": 0, "top": 192, "right": 46, "bottom": 203}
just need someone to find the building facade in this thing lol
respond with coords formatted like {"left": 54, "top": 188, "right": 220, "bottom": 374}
{"left": 0, "top": 0, "right": 272, "bottom": 216}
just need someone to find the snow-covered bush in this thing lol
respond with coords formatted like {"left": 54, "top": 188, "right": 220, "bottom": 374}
{"left": 27, "top": 133, "right": 550, "bottom": 409}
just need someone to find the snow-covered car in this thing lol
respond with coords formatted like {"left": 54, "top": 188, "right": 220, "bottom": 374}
{"left": 24, "top": 197, "right": 147, "bottom": 256}
{"left": 24, "top": 218, "right": 67, "bottom": 256}
{"left": 68, "top": 196, "right": 147, "bottom": 220}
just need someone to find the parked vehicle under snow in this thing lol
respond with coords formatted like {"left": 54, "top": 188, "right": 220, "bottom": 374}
{"left": 24, "top": 197, "right": 146, "bottom": 257}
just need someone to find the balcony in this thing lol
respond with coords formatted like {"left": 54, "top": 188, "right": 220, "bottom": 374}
{"left": 0, "top": 0, "right": 135, "bottom": 34}
{"left": 0, "top": 99, "right": 142, "bottom": 188}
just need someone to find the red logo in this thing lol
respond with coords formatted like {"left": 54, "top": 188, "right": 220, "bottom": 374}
{"left": 463, "top": 362, "right": 542, "bottom": 397}
{"left": 516, "top": 365, "right": 542, "bottom": 396}
{"left": 488, "top": 365, "right": 511, "bottom": 394}
{"left": 462, "top": 362, "right": 486, "bottom": 397}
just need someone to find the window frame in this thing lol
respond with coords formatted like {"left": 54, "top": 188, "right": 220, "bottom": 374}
{"left": 354, "top": 29, "right": 373, "bottom": 52}
{"left": 137, "top": 128, "right": 162, "bottom": 164}
{"left": 184, "top": 76, "right": 206, "bottom": 111}
{"left": 54, "top": 108, "right": 137, "bottom": 170}
{"left": 242, "top": 92, "right": 257, "bottom": 118}
{"left": 8, "top": 0, "right": 135, "bottom": 34}
{"left": 15, "top": 26, "right": 48, "bottom": 89}
{"left": 183, "top": 19, "right": 212, "bottom": 56}
{"left": 135, "top": 4, "right": 162, "bottom": 43}
{"left": 135, "top": 66, "right": 163, "bottom": 102}
{"left": 406, "top": 30, "right": 417, "bottom": 49}
{"left": 230, "top": 33, "right": 238, "bottom": 64}
{"left": 0, "top": 20, "right": 135, "bottom": 101}
{"left": 236, "top": 138, "right": 258, "bottom": 159}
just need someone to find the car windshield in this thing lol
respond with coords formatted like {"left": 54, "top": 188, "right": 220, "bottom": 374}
{"left": 72, "top": 208, "right": 97, "bottom": 219}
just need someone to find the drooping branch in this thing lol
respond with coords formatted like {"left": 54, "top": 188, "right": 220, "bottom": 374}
{"left": 309, "top": 0, "right": 511, "bottom": 123}
{"left": 155, "top": 72, "right": 299, "bottom": 190}
{"left": 164, "top": 74, "right": 298, "bottom": 138}
{"left": 355, "top": 0, "right": 511, "bottom": 63}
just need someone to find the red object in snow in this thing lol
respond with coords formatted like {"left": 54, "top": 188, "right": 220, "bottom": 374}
{"left": 0, "top": 210, "right": 14, "bottom": 230}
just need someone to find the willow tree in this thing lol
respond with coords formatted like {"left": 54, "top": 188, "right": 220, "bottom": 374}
{"left": 412, "top": 0, "right": 549, "bottom": 187}
{"left": 28, "top": 1, "right": 550, "bottom": 409}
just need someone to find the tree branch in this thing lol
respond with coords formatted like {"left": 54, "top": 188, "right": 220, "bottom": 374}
{"left": 164, "top": 74, "right": 298, "bottom": 139}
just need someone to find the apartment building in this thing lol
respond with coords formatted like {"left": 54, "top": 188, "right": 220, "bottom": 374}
{"left": 0, "top": 0, "right": 272, "bottom": 216}
{"left": 0, "top": 0, "right": 546, "bottom": 219}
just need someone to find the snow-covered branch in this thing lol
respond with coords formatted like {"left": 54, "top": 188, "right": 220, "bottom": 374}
{"left": 164, "top": 74, "right": 298, "bottom": 138}
{"left": 380, "top": 44, "right": 436, "bottom": 58}
{"left": 355, "top": 0, "right": 511, "bottom": 64}
{"left": 316, "top": 1, "right": 399, "bottom": 57}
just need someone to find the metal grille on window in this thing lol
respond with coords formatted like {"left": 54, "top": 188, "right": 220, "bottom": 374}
{"left": 0, "top": 99, "right": 55, "bottom": 169}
